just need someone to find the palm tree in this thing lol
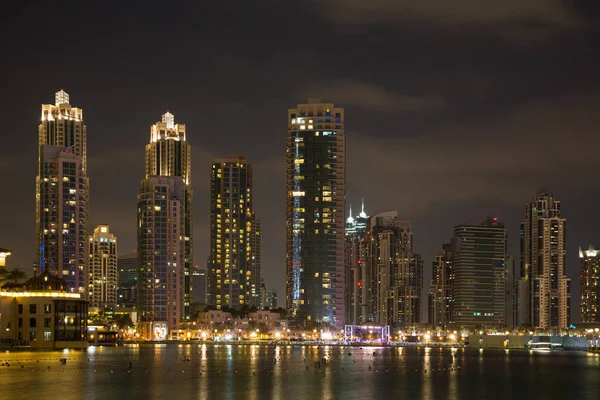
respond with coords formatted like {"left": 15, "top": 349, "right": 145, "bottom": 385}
{"left": 6, "top": 268, "right": 27, "bottom": 284}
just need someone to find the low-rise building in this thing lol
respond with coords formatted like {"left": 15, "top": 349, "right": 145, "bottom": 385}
{"left": 0, "top": 270, "right": 88, "bottom": 349}
{"left": 248, "top": 310, "right": 281, "bottom": 328}
{"left": 197, "top": 310, "right": 233, "bottom": 325}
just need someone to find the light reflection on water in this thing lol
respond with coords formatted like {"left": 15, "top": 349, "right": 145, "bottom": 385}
{"left": 0, "top": 345, "right": 598, "bottom": 400}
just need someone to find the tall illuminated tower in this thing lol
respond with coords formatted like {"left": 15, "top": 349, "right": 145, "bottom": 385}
{"left": 286, "top": 100, "right": 345, "bottom": 328}
{"left": 88, "top": 225, "right": 118, "bottom": 308}
{"left": 208, "top": 155, "right": 254, "bottom": 309}
{"left": 579, "top": 246, "right": 600, "bottom": 323}
{"left": 36, "top": 90, "right": 88, "bottom": 295}
{"left": 144, "top": 112, "right": 193, "bottom": 319}
{"left": 518, "top": 189, "right": 571, "bottom": 329}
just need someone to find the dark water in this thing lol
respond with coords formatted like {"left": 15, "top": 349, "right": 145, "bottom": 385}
{"left": 0, "top": 344, "right": 598, "bottom": 399}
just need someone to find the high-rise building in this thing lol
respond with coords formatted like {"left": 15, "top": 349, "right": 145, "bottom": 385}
{"left": 453, "top": 217, "right": 507, "bottom": 328}
{"left": 145, "top": 112, "right": 193, "bottom": 319}
{"left": 192, "top": 266, "right": 207, "bottom": 304}
{"left": 286, "top": 100, "right": 345, "bottom": 328}
{"left": 428, "top": 243, "right": 454, "bottom": 328}
{"left": 88, "top": 225, "right": 117, "bottom": 309}
{"left": 137, "top": 176, "right": 185, "bottom": 331}
{"left": 518, "top": 189, "right": 571, "bottom": 329}
{"left": 264, "top": 290, "right": 278, "bottom": 310}
{"left": 36, "top": 90, "right": 88, "bottom": 295}
{"left": 345, "top": 201, "right": 369, "bottom": 324}
{"left": 117, "top": 253, "right": 137, "bottom": 308}
{"left": 579, "top": 246, "right": 600, "bottom": 323}
{"left": 365, "top": 212, "right": 422, "bottom": 326}
{"left": 505, "top": 255, "right": 517, "bottom": 328}
{"left": 249, "top": 213, "right": 263, "bottom": 308}
{"left": 208, "top": 155, "right": 254, "bottom": 309}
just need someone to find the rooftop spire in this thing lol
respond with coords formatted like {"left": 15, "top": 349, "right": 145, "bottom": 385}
{"left": 358, "top": 198, "right": 368, "bottom": 218}
{"left": 346, "top": 204, "right": 354, "bottom": 224}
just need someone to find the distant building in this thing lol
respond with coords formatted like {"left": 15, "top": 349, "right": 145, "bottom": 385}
{"left": 345, "top": 200, "right": 369, "bottom": 324}
{"left": 249, "top": 213, "right": 263, "bottom": 308}
{"left": 428, "top": 243, "right": 454, "bottom": 328}
{"left": 88, "top": 225, "right": 117, "bottom": 309}
{"left": 518, "top": 189, "right": 571, "bottom": 329}
{"left": 0, "top": 270, "right": 88, "bottom": 349}
{"left": 248, "top": 310, "right": 281, "bottom": 328}
{"left": 36, "top": 90, "right": 88, "bottom": 296}
{"left": 137, "top": 176, "right": 185, "bottom": 331}
{"left": 197, "top": 310, "right": 233, "bottom": 325}
{"left": 453, "top": 217, "right": 507, "bottom": 328}
{"left": 365, "top": 212, "right": 423, "bottom": 326}
{"left": 286, "top": 100, "right": 346, "bottom": 328}
{"left": 192, "top": 266, "right": 207, "bottom": 304}
{"left": 264, "top": 290, "right": 277, "bottom": 310}
{"left": 580, "top": 246, "right": 600, "bottom": 323}
{"left": 208, "top": 155, "right": 257, "bottom": 309}
{"left": 505, "top": 255, "right": 517, "bottom": 328}
{"left": 117, "top": 253, "right": 137, "bottom": 308}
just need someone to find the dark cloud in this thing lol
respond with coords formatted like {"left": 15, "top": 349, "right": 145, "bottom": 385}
{"left": 319, "top": 0, "right": 578, "bottom": 26}
{"left": 303, "top": 80, "right": 445, "bottom": 112}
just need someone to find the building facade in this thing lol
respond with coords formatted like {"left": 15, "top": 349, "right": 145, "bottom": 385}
{"left": 88, "top": 225, "right": 118, "bottom": 309}
{"left": 285, "top": 100, "right": 345, "bottom": 328}
{"left": 208, "top": 155, "right": 255, "bottom": 309}
{"left": 0, "top": 270, "right": 88, "bottom": 349}
{"left": 428, "top": 243, "right": 454, "bottom": 328}
{"left": 345, "top": 201, "right": 369, "bottom": 324}
{"left": 192, "top": 266, "right": 207, "bottom": 304}
{"left": 36, "top": 90, "right": 88, "bottom": 295}
{"left": 365, "top": 212, "right": 422, "bottom": 326}
{"left": 453, "top": 218, "right": 507, "bottom": 329}
{"left": 249, "top": 213, "right": 263, "bottom": 308}
{"left": 518, "top": 189, "right": 571, "bottom": 329}
{"left": 145, "top": 112, "right": 193, "bottom": 319}
{"left": 579, "top": 246, "right": 600, "bottom": 323}
{"left": 117, "top": 253, "right": 137, "bottom": 307}
{"left": 137, "top": 176, "right": 185, "bottom": 331}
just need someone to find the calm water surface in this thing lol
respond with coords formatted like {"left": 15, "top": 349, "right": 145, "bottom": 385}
{"left": 0, "top": 344, "right": 598, "bottom": 400}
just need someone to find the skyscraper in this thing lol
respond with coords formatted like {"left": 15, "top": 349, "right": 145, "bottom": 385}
{"left": 88, "top": 225, "right": 117, "bottom": 309}
{"left": 286, "top": 100, "right": 345, "bottom": 328}
{"left": 518, "top": 189, "right": 571, "bottom": 329}
{"left": 249, "top": 213, "right": 263, "bottom": 308}
{"left": 36, "top": 90, "right": 88, "bottom": 295}
{"left": 137, "top": 176, "right": 185, "bottom": 332}
{"left": 345, "top": 201, "right": 369, "bottom": 324}
{"left": 144, "top": 112, "right": 193, "bottom": 319}
{"left": 365, "top": 212, "right": 422, "bottom": 326}
{"left": 208, "top": 155, "right": 254, "bottom": 309}
{"left": 428, "top": 243, "right": 454, "bottom": 328}
{"left": 579, "top": 246, "right": 600, "bottom": 323}
{"left": 117, "top": 253, "right": 137, "bottom": 308}
{"left": 191, "top": 266, "right": 207, "bottom": 304}
{"left": 453, "top": 217, "right": 507, "bottom": 328}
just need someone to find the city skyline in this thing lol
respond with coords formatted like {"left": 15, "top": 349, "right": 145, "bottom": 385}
{"left": 1, "top": 88, "right": 595, "bottom": 324}
{"left": 3, "top": 2, "right": 600, "bottom": 324}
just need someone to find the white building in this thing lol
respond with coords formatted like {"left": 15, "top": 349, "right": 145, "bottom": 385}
{"left": 88, "top": 225, "right": 118, "bottom": 308}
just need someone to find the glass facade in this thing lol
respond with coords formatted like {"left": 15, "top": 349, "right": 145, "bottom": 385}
{"left": 286, "top": 101, "right": 345, "bottom": 328}
{"left": 208, "top": 156, "right": 255, "bottom": 309}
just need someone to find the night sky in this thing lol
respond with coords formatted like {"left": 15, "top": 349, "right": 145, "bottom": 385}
{"left": 2, "top": 1, "right": 600, "bottom": 321}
